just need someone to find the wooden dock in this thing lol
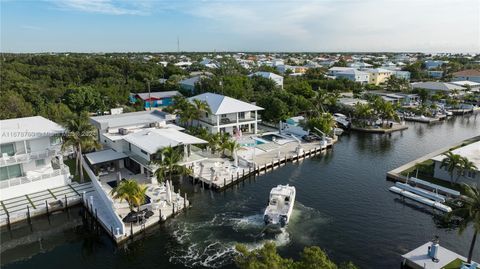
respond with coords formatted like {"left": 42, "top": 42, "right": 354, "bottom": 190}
{"left": 190, "top": 140, "right": 334, "bottom": 191}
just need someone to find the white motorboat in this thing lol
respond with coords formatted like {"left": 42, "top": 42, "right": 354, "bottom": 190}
{"left": 264, "top": 185, "right": 296, "bottom": 227}
{"left": 334, "top": 127, "right": 344, "bottom": 136}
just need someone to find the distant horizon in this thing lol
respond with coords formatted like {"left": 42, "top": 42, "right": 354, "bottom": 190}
{"left": 1, "top": 50, "right": 478, "bottom": 55}
{"left": 1, "top": 0, "right": 479, "bottom": 53}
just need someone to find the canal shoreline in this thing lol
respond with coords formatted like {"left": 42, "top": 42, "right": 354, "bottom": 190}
{"left": 386, "top": 135, "right": 480, "bottom": 183}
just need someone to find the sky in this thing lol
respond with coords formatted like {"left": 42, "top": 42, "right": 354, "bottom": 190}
{"left": 1, "top": 0, "right": 479, "bottom": 53}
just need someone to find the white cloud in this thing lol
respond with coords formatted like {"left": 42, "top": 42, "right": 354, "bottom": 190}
{"left": 52, "top": 0, "right": 150, "bottom": 15}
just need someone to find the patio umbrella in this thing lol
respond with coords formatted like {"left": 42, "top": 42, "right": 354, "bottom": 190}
{"left": 166, "top": 180, "right": 172, "bottom": 204}
{"left": 117, "top": 171, "right": 122, "bottom": 185}
{"left": 199, "top": 162, "right": 205, "bottom": 177}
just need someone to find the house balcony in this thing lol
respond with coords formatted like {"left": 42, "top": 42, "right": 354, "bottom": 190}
{"left": 198, "top": 116, "right": 261, "bottom": 126}
{"left": 0, "top": 147, "right": 61, "bottom": 167}
{"left": 0, "top": 165, "right": 70, "bottom": 189}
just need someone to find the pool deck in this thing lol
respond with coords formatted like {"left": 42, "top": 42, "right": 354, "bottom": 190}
{"left": 190, "top": 137, "right": 335, "bottom": 190}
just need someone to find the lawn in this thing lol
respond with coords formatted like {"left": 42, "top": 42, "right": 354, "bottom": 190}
{"left": 442, "top": 258, "right": 465, "bottom": 269}
{"left": 64, "top": 158, "right": 91, "bottom": 183}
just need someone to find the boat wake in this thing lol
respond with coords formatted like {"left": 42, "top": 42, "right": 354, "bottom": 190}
{"left": 166, "top": 212, "right": 291, "bottom": 268}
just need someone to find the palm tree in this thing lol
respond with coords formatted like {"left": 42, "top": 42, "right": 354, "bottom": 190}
{"left": 62, "top": 112, "right": 101, "bottom": 182}
{"left": 192, "top": 99, "right": 211, "bottom": 126}
{"left": 441, "top": 152, "right": 478, "bottom": 184}
{"left": 208, "top": 133, "right": 222, "bottom": 154}
{"left": 219, "top": 132, "right": 231, "bottom": 156}
{"left": 152, "top": 146, "right": 191, "bottom": 183}
{"left": 225, "top": 140, "right": 241, "bottom": 161}
{"left": 440, "top": 151, "right": 463, "bottom": 184}
{"left": 110, "top": 179, "right": 147, "bottom": 211}
{"left": 446, "top": 184, "right": 480, "bottom": 264}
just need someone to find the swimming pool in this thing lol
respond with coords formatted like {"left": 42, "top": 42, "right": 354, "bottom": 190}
{"left": 239, "top": 139, "right": 265, "bottom": 147}
{"left": 260, "top": 133, "right": 286, "bottom": 142}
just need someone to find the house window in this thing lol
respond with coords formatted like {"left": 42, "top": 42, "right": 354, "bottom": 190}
{"left": 0, "top": 164, "right": 22, "bottom": 181}
{"left": 221, "top": 114, "right": 227, "bottom": 118}
{"left": 35, "top": 159, "right": 46, "bottom": 167}
{"left": 141, "top": 149, "right": 148, "bottom": 155}
{"left": 129, "top": 143, "right": 132, "bottom": 151}
{"left": 239, "top": 112, "right": 245, "bottom": 119}
{"left": 50, "top": 135, "right": 61, "bottom": 146}
{"left": 0, "top": 143, "right": 15, "bottom": 157}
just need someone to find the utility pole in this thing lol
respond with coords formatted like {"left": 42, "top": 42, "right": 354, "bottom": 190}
{"left": 146, "top": 79, "right": 152, "bottom": 111}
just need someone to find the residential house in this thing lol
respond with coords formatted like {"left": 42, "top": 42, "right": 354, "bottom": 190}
{"left": 248, "top": 71, "right": 284, "bottom": 88}
{"left": 411, "top": 82, "right": 466, "bottom": 95}
{"left": 0, "top": 116, "right": 71, "bottom": 200}
{"left": 179, "top": 76, "right": 205, "bottom": 93}
{"left": 365, "top": 68, "right": 393, "bottom": 85}
{"left": 431, "top": 141, "right": 479, "bottom": 185}
{"left": 424, "top": 60, "right": 448, "bottom": 70}
{"left": 130, "top": 91, "right": 181, "bottom": 109}
{"left": 188, "top": 92, "right": 264, "bottom": 135}
{"left": 349, "top": 62, "right": 373, "bottom": 69}
{"left": 427, "top": 70, "right": 444, "bottom": 79}
{"left": 392, "top": 71, "right": 411, "bottom": 81}
{"left": 452, "top": 69, "right": 480, "bottom": 83}
{"left": 89, "top": 110, "right": 206, "bottom": 179}
{"left": 328, "top": 67, "right": 356, "bottom": 76}
{"left": 335, "top": 69, "right": 370, "bottom": 84}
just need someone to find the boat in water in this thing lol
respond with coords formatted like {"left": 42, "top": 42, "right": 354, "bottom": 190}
{"left": 264, "top": 185, "right": 296, "bottom": 227}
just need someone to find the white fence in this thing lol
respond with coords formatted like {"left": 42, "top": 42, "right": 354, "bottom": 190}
{"left": 81, "top": 157, "right": 125, "bottom": 239}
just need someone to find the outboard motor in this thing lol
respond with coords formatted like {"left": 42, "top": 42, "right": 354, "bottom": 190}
{"left": 279, "top": 215, "right": 288, "bottom": 227}
{"left": 264, "top": 215, "right": 272, "bottom": 225}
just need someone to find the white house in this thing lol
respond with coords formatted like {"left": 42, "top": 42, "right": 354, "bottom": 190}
{"left": 188, "top": 93, "right": 264, "bottom": 135}
{"left": 89, "top": 110, "right": 207, "bottom": 178}
{"left": 0, "top": 116, "right": 71, "bottom": 200}
{"left": 248, "top": 71, "right": 284, "bottom": 88}
{"left": 335, "top": 69, "right": 370, "bottom": 84}
{"left": 431, "top": 141, "right": 480, "bottom": 185}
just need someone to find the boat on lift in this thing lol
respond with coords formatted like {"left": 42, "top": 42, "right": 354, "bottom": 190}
{"left": 264, "top": 185, "right": 296, "bottom": 227}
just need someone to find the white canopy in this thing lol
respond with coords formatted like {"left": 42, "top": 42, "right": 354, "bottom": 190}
{"left": 85, "top": 149, "right": 127, "bottom": 165}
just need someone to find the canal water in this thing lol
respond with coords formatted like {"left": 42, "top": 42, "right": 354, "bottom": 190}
{"left": 2, "top": 114, "right": 479, "bottom": 269}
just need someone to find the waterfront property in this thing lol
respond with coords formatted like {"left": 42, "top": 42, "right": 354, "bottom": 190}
{"left": 86, "top": 110, "right": 206, "bottom": 243}
{"left": 431, "top": 141, "right": 480, "bottom": 185}
{"left": 0, "top": 116, "right": 71, "bottom": 201}
{"left": 188, "top": 92, "right": 264, "bottom": 135}
{"left": 129, "top": 91, "right": 181, "bottom": 109}
{"left": 90, "top": 110, "right": 207, "bottom": 180}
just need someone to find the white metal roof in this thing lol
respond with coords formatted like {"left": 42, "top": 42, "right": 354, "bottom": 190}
{"left": 249, "top": 71, "right": 283, "bottom": 80}
{"left": 188, "top": 92, "right": 264, "bottom": 115}
{"left": 411, "top": 82, "right": 466, "bottom": 91}
{"left": 90, "top": 110, "right": 173, "bottom": 130}
{"left": 123, "top": 128, "right": 207, "bottom": 154}
{"left": 85, "top": 149, "right": 127, "bottom": 165}
{"left": 0, "top": 116, "right": 64, "bottom": 144}
{"left": 431, "top": 141, "right": 480, "bottom": 170}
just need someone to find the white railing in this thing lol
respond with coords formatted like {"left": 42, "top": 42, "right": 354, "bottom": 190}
{"left": 82, "top": 157, "right": 125, "bottom": 239}
{"left": 0, "top": 165, "right": 70, "bottom": 189}
{"left": 0, "top": 148, "right": 59, "bottom": 166}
